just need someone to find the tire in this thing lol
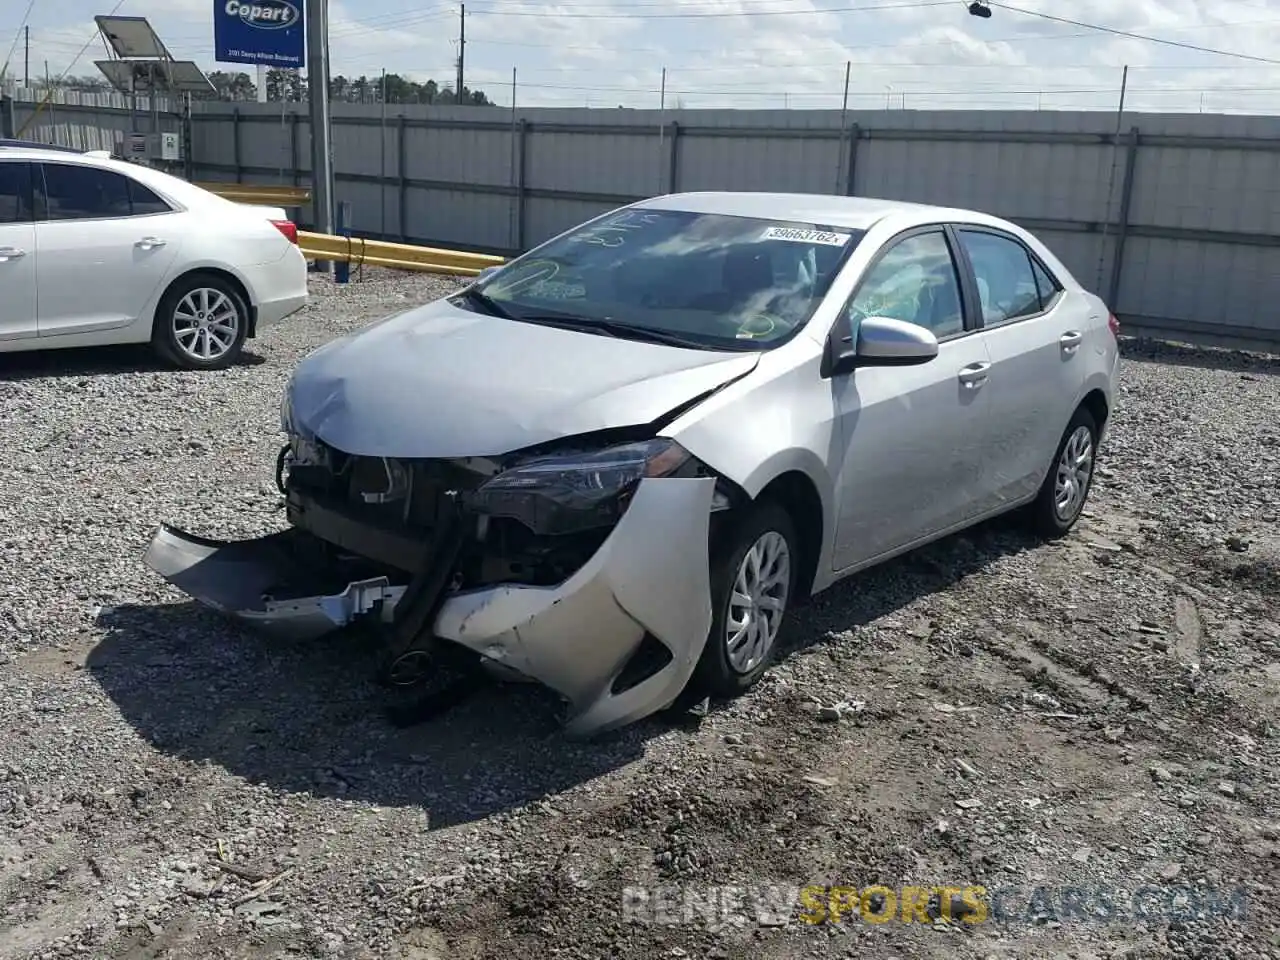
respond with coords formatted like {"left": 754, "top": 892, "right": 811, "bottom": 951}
{"left": 687, "top": 499, "right": 799, "bottom": 701}
{"left": 1028, "top": 405, "right": 1099, "bottom": 538}
{"left": 151, "top": 273, "right": 249, "bottom": 370}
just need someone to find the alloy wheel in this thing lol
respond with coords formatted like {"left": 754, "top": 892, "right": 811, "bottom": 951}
{"left": 173, "top": 288, "right": 241, "bottom": 363}
{"left": 725, "top": 530, "right": 791, "bottom": 674}
{"left": 1054, "top": 424, "right": 1094, "bottom": 522}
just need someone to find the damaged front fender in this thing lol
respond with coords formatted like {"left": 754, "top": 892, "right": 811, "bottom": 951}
{"left": 435, "top": 476, "right": 716, "bottom": 736}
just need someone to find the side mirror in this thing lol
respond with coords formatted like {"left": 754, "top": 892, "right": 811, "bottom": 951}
{"left": 474, "top": 265, "right": 501, "bottom": 284}
{"left": 822, "top": 315, "right": 939, "bottom": 378}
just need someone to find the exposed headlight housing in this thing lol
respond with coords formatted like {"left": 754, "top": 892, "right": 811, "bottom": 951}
{"left": 279, "top": 385, "right": 294, "bottom": 434}
{"left": 469, "top": 437, "right": 700, "bottom": 535}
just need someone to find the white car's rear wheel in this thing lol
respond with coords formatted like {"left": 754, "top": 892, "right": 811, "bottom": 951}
{"left": 152, "top": 273, "right": 248, "bottom": 370}
{"left": 1029, "top": 405, "right": 1099, "bottom": 537}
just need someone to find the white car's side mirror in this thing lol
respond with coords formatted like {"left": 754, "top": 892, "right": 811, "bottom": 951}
{"left": 822, "top": 315, "right": 939, "bottom": 378}
{"left": 856, "top": 316, "right": 940, "bottom": 364}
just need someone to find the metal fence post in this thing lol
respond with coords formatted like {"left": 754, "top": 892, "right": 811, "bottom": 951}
{"left": 334, "top": 200, "right": 352, "bottom": 284}
{"left": 1, "top": 95, "right": 16, "bottom": 139}
{"left": 844, "top": 123, "right": 860, "bottom": 196}
{"left": 515, "top": 119, "right": 528, "bottom": 252}
{"left": 398, "top": 114, "right": 408, "bottom": 242}
{"left": 1107, "top": 125, "right": 1141, "bottom": 311}
{"left": 232, "top": 108, "right": 242, "bottom": 183}
{"left": 667, "top": 121, "right": 680, "bottom": 193}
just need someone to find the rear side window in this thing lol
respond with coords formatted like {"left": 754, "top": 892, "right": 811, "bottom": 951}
{"left": 0, "top": 162, "right": 34, "bottom": 224}
{"left": 39, "top": 163, "right": 143, "bottom": 220}
{"left": 956, "top": 229, "right": 1047, "bottom": 327}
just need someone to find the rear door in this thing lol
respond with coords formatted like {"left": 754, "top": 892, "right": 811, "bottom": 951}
{"left": 33, "top": 160, "right": 182, "bottom": 337}
{"left": 952, "top": 225, "right": 1084, "bottom": 508}
{"left": 0, "top": 159, "right": 37, "bottom": 341}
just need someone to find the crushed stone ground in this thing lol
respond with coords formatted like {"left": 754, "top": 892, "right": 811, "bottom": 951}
{"left": 0, "top": 270, "right": 1277, "bottom": 960}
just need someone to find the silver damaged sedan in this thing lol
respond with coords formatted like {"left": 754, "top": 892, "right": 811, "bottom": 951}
{"left": 145, "top": 192, "right": 1121, "bottom": 736}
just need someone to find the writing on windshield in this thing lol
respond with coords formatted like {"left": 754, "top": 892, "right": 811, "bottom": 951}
{"left": 476, "top": 208, "right": 865, "bottom": 351}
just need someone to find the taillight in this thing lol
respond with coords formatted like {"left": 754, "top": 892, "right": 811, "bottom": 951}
{"left": 1107, "top": 313, "right": 1120, "bottom": 337}
{"left": 271, "top": 219, "right": 298, "bottom": 244}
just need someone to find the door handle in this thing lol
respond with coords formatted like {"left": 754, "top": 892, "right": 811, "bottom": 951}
{"left": 0, "top": 246, "right": 26, "bottom": 261}
{"left": 136, "top": 236, "right": 167, "bottom": 249}
{"left": 1059, "top": 331, "right": 1083, "bottom": 352}
{"left": 957, "top": 361, "right": 991, "bottom": 388}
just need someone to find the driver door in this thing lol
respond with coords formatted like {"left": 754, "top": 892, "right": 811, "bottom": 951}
{"left": 828, "top": 227, "right": 993, "bottom": 571}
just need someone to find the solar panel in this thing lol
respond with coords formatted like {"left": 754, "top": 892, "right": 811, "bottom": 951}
{"left": 94, "top": 16, "right": 170, "bottom": 59}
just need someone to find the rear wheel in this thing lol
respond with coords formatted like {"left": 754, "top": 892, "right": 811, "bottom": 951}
{"left": 1028, "top": 405, "right": 1098, "bottom": 538}
{"left": 687, "top": 500, "right": 798, "bottom": 701}
{"left": 151, "top": 273, "right": 248, "bottom": 370}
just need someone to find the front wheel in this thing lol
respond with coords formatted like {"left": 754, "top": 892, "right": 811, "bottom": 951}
{"left": 151, "top": 273, "right": 249, "bottom": 370}
{"left": 1028, "top": 406, "right": 1099, "bottom": 538}
{"left": 688, "top": 500, "right": 798, "bottom": 701}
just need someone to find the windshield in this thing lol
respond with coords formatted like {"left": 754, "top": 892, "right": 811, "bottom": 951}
{"left": 467, "top": 208, "right": 865, "bottom": 350}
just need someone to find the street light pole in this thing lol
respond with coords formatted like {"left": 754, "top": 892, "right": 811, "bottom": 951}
{"left": 307, "top": 0, "right": 335, "bottom": 242}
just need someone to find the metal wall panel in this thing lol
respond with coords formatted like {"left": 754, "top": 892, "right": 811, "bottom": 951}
{"left": 18, "top": 90, "right": 1280, "bottom": 348}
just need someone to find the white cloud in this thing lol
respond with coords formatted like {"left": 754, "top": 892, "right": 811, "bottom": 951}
{"left": 7, "top": 0, "right": 1280, "bottom": 110}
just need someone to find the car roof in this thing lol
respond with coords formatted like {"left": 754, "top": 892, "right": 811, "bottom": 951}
{"left": 633, "top": 191, "right": 1012, "bottom": 233}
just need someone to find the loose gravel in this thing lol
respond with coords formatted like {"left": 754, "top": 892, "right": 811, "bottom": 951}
{"left": 0, "top": 271, "right": 1277, "bottom": 960}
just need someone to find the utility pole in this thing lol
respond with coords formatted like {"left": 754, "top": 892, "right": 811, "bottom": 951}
{"left": 456, "top": 4, "right": 465, "bottom": 104}
{"left": 307, "top": 0, "right": 335, "bottom": 244}
{"left": 24, "top": 25, "right": 29, "bottom": 87}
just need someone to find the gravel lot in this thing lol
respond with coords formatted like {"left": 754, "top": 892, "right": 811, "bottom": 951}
{"left": 1, "top": 270, "right": 1277, "bottom": 960}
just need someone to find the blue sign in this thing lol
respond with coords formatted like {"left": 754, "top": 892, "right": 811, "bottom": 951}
{"left": 214, "top": 0, "right": 306, "bottom": 69}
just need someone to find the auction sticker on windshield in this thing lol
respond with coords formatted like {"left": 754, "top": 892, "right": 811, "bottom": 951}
{"left": 761, "top": 226, "right": 851, "bottom": 246}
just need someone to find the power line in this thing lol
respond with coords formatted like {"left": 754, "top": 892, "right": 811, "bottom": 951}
{"left": 467, "top": 0, "right": 954, "bottom": 19}
{"left": 985, "top": 1, "right": 1280, "bottom": 66}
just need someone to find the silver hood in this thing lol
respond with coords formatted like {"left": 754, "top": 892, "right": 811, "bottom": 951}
{"left": 287, "top": 298, "right": 760, "bottom": 458}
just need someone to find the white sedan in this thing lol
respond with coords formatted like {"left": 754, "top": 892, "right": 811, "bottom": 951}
{"left": 0, "top": 141, "right": 308, "bottom": 369}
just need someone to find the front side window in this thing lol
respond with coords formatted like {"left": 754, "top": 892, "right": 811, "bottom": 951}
{"left": 957, "top": 229, "right": 1045, "bottom": 326}
{"left": 466, "top": 208, "right": 865, "bottom": 350}
{"left": 845, "top": 230, "right": 964, "bottom": 339}
{"left": 40, "top": 163, "right": 134, "bottom": 220}
{"left": 0, "top": 162, "right": 34, "bottom": 224}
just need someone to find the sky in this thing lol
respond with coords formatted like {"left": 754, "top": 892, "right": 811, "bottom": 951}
{"left": 3, "top": 0, "right": 1280, "bottom": 112}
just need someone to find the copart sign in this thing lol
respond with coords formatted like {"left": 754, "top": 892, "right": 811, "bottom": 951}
{"left": 214, "top": 0, "right": 306, "bottom": 68}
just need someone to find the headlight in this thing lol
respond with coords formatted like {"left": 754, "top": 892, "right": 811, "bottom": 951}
{"left": 469, "top": 438, "right": 694, "bottom": 535}
{"left": 279, "top": 385, "right": 294, "bottom": 434}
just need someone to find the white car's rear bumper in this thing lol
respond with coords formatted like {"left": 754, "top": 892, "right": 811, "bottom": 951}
{"left": 244, "top": 246, "right": 309, "bottom": 332}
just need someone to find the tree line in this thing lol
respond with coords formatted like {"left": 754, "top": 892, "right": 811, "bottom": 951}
{"left": 36, "top": 70, "right": 494, "bottom": 106}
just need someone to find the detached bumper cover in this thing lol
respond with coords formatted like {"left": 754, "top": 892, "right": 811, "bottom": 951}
{"left": 144, "top": 526, "right": 406, "bottom": 642}
{"left": 142, "top": 477, "right": 717, "bottom": 736}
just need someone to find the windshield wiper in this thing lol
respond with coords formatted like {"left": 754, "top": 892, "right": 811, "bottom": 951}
{"left": 515, "top": 314, "right": 714, "bottom": 350}
{"left": 453, "top": 286, "right": 517, "bottom": 320}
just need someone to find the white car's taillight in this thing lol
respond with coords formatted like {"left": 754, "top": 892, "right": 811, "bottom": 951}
{"left": 271, "top": 219, "right": 298, "bottom": 244}
{"left": 1107, "top": 313, "right": 1120, "bottom": 337}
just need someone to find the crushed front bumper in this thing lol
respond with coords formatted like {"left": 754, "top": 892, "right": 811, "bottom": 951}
{"left": 143, "top": 477, "right": 716, "bottom": 736}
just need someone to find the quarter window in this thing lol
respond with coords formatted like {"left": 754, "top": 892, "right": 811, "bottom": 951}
{"left": 846, "top": 231, "right": 965, "bottom": 339}
{"left": 128, "top": 178, "right": 172, "bottom": 215}
{"left": 957, "top": 229, "right": 1046, "bottom": 326}
{"left": 0, "top": 162, "right": 33, "bottom": 224}
{"left": 1031, "top": 255, "right": 1061, "bottom": 308}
